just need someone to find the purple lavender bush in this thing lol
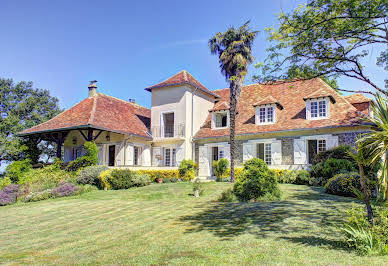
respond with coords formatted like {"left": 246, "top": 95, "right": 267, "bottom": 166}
{"left": 0, "top": 184, "right": 21, "bottom": 206}
{"left": 52, "top": 182, "right": 78, "bottom": 197}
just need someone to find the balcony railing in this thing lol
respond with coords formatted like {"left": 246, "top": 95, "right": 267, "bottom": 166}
{"left": 151, "top": 123, "right": 185, "bottom": 138}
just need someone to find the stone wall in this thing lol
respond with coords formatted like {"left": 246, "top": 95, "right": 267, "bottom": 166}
{"left": 334, "top": 131, "right": 368, "bottom": 147}
{"left": 281, "top": 138, "right": 294, "bottom": 164}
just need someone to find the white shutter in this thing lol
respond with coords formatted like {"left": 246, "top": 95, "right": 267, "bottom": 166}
{"left": 64, "top": 147, "right": 72, "bottom": 162}
{"left": 243, "top": 143, "right": 254, "bottom": 162}
{"left": 198, "top": 145, "right": 210, "bottom": 177}
{"left": 152, "top": 147, "right": 163, "bottom": 166}
{"left": 125, "top": 144, "right": 134, "bottom": 165}
{"left": 115, "top": 142, "right": 125, "bottom": 166}
{"left": 271, "top": 140, "right": 282, "bottom": 165}
{"left": 97, "top": 145, "right": 104, "bottom": 165}
{"left": 176, "top": 147, "right": 184, "bottom": 166}
{"left": 223, "top": 145, "right": 230, "bottom": 163}
{"left": 294, "top": 139, "right": 307, "bottom": 164}
{"left": 326, "top": 136, "right": 338, "bottom": 150}
{"left": 142, "top": 146, "right": 151, "bottom": 166}
{"left": 306, "top": 100, "right": 311, "bottom": 119}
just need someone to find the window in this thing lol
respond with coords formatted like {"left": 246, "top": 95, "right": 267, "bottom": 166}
{"left": 163, "top": 112, "right": 175, "bottom": 138}
{"left": 308, "top": 99, "right": 328, "bottom": 119}
{"left": 257, "top": 143, "right": 272, "bottom": 165}
{"left": 307, "top": 139, "right": 326, "bottom": 164}
{"left": 164, "top": 148, "right": 176, "bottom": 166}
{"left": 133, "top": 146, "right": 141, "bottom": 166}
{"left": 219, "top": 149, "right": 224, "bottom": 159}
{"left": 215, "top": 112, "right": 228, "bottom": 128}
{"left": 256, "top": 105, "right": 275, "bottom": 124}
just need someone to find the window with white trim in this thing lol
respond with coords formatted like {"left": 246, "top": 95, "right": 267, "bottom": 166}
{"left": 256, "top": 105, "right": 276, "bottom": 124}
{"left": 164, "top": 148, "right": 176, "bottom": 166}
{"left": 257, "top": 143, "right": 272, "bottom": 165}
{"left": 212, "top": 111, "right": 229, "bottom": 129}
{"left": 308, "top": 98, "right": 329, "bottom": 119}
{"left": 307, "top": 139, "right": 326, "bottom": 164}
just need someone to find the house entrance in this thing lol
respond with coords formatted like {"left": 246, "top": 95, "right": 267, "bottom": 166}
{"left": 108, "top": 145, "right": 115, "bottom": 166}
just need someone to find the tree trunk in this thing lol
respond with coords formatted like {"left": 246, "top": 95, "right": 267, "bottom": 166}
{"left": 358, "top": 162, "right": 374, "bottom": 225}
{"left": 229, "top": 79, "right": 243, "bottom": 182}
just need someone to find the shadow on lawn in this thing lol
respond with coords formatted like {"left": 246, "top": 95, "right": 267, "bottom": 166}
{"left": 178, "top": 186, "right": 352, "bottom": 245}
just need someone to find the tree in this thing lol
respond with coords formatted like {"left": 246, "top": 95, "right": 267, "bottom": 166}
{"left": 0, "top": 78, "right": 61, "bottom": 165}
{"left": 209, "top": 21, "right": 258, "bottom": 182}
{"left": 361, "top": 93, "right": 388, "bottom": 201}
{"left": 254, "top": 0, "right": 388, "bottom": 96}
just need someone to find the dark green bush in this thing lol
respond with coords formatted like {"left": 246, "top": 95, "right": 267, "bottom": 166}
{"left": 324, "top": 172, "right": 361, "bottom": 197}
{"left": 312, "top": 145, "right": 352, "bottom": 164}
{"left": 233, "top": 158, "right": 281, "bottom": 202}
{"left": 218, "top": 188, "right": 236, "bottom": 202}
{"left": 77, "top": 165, "right": 108, "bottom": 188}
{"left": 107, "top": 169, "right": 151, "bottom": 190}
{"left": 274, "top": 169, "right": 311, "bottom": 185}
{"left": 5, "top": 159, "right": 32, "bottom": 183}
{"left": 178, "top": 160, "right": 197, "bottom": 181}
{"left": 66, "top": 141, "right": 99, "bottom": 172}
{"left": 310, "top": 158, "right": 356, "bottom": 186}
{"left": 212, "top": 158, "right": 229, "bottom": 181}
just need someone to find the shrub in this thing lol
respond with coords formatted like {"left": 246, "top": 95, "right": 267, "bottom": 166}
{"left": 218, "top": 188, "right": 236, "bottom": 202}
{"left": 52, "top": 182, "right": 78, "bottom": 197}
{"left": 325, "top": 172, "right": 362, "bottom": 197}
{"left": 313, "top": 145, "right": 352, "bottom": 165}
{"left": 18, "top": 165, "right": 75, "bottom": 192}
{"left": 178, "top": 160, "right": 197, "bottom": 181}
{"left": 77, "top": 165, "right": 108, "bottom": 188}
{"left": 24, "top": 189, "right": 53, "bottom": 202}
{"left": 0, "top": 184, "right": 21, "bottom": 206}
{"left": 0, "top": 177, "right": 12, "bottom": 190}
{"left": 66, "top": 141, "right": 99, "bottom": 172}
{"left": 233, "top": 158, "right": 281, "bottom": 202}
{"left": 5, "top": 159, "right": 32, "bottom": 183}
{"left": 99, "top": 169, "right": 112, "bottom": 190}
{"left": 310, "top": 158, "right": 356, "bottom": 186}
{"left": 295, "top": 170, "right": 311, "bottom": 185}
{"left": 213, "top": 159, "right": 229, "bottom": 181}
{"left": 274, "top": 169, "right": 311, "bottom": 185}
{"left": 342, "top": 205, "right": 388, "bottom": 255}
{"left": 76, "top": 184, "right": 98, "bottom": 194}
{"left": 226, "top": 167, "right": 244, "bottom": 180}
{"left": 135, "top": 170, "right": 179, "bottom": 182}
{"left": 103, "top": 169, "right": 151, "bottom": 190}
{"left": 192, "top": 179, "right": 204, "bottom": 196}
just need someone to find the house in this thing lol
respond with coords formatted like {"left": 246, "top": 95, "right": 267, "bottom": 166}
{"left": 18, "top": 71, "right": 372, "bottom": 179}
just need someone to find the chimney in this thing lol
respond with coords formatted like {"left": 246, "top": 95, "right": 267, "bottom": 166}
{"left": 128, "top": 98, "right": 136, "bottom": 104}
{"left": 88, "top": 80, "right": 98, "bottom": 97}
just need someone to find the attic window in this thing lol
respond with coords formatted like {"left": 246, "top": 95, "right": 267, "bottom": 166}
{"left": 307, "top": 98, "right": 329, "bottom": 120}
{"left": 255, "top": 104, "right": 276, "bottom": 125}
{"left": 212, "top": 111, "right": 229, "bottom": 129}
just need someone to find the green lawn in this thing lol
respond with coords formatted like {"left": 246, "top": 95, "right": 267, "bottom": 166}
{"left": 0, "top": 183, "right": 387, "bottom": 265}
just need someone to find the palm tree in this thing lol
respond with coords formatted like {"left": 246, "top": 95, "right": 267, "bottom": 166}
{"left": 209, "top": 21, "right": 258, "bottom": 182}
{"left": 361, "top": 93, "right": 388, "bottom": 201}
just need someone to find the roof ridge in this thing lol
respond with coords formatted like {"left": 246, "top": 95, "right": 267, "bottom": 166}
{"left": 98, "top": 93, "right": 150, "bottom": 111}
{"left": 88, "top": 95, "right": 98, "bottom": 125}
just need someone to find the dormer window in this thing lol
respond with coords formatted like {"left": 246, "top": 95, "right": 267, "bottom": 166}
{"left": 256, "top": 105, "right": 276, "bottom": 125}
{"left": 306, "top": 97, "right": 330, "bottom": 120}
{"left": 211, "top": 110, "right": 229, "bottom": 129}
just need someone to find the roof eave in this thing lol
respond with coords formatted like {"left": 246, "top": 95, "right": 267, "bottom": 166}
{"left": 145, "top": 81, "right": 219, "bottom": 98}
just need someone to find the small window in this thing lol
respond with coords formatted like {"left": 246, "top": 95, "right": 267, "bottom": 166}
{"left": 257, "top": 106, "right": 275, "bottom": 124}
{"left": 318, "top": 140, "right": 326, "bottom": 153}
{"left": 319, "top": 101, "right": 326, "bottom": 117}
{"left": 308, "top": 99, "right": 328, "bottom": 119}
{"left": 257, "top": 143, "right": 272, "bottom": 165}
{"left": 164, "top": 148, "right": 176, "bottom": 166}
{"left": 311, "top": 102, "right": 318, "bottom": 118}
{"left": 215, "top": 112, "right": 228, "bottom": 128}
{"left": 219, "top": 149, "right": 224, "bottom": 159}
{"left": 308, "top": 139, "right": 326, "bottom": 164}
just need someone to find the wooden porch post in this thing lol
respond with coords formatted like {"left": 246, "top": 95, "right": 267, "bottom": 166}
{"left": 87, "top": 128, "right": 94, "bottom": 141}
{"left": 56, "top": 132, "right": 63, "bottom": 158}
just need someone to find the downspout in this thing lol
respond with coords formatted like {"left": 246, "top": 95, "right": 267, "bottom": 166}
{"left": 192, "top": 87, "right": 199, "bottom": 160}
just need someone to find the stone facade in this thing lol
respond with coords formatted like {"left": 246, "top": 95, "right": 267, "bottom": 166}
{"left": 281, "top": 138, "right": 294, "bottom": 165}
{"left": 334, "top": 131, "right": 368, "bottom": 147}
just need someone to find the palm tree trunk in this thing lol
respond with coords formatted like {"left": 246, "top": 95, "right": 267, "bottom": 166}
{"left": 358, "top": 162, "right": 374, "bottom": 225}
{"left": 229, "top": 79, "right": 243, "bottom": 182}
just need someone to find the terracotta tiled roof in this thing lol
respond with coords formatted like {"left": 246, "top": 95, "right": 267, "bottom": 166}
{"left": 209, "top": 101, "right": 230, "bottom": 112}
{"left": 303, "top": 88, "right": 336, "bottom": 103}
{"left": 345, "top": 94, "right": 372, "bottom": 104}
{"left": 253, "top": 95, "right": 284, "bottom": 110}
{"left": 195, "top": 78, "right": 368, "bottom": 139}
{"left": 18, "top": 94, "right": 151, "bottom": 138}
{"left": 145, "top": 70, "right": 218, "bottom": 98}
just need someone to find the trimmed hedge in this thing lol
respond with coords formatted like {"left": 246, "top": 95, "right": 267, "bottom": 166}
{"left": 273, "top": 169, "right": 311, "bottom": 185}
{"left": 135, "top": 170, "right": 179, "bottom": 182}
{"left": 100, "top": 169, "right": 151, "bottom": 190}
{"left": 324, "top": 172, "right": 376, "bottom": 198}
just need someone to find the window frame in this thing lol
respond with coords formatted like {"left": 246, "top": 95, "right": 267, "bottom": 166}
{"left": 256, "top": 142, "right": 272, "bottom": 165}
{"left": 255, "top": 104, "right": 276, "bottom": 125}
{"left": 164, "top": 148, "right": 177, "bottom": 167}
{"left": 307, "top": 97, "right": 330, "bottom": 120}
{"left": 211, "top": 110, "right": 230, "bottom": 129}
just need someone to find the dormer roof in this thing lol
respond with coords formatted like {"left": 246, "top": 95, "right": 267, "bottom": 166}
{"left": 303, "top": 88, "right": 336, "bottom": 103}
{"left": 253, "top": 95, "right": 284, "bottom": 110}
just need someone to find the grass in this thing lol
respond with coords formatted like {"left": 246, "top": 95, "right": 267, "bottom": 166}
{"left": 0, "top": 183, "right": 387, "bottom": 265}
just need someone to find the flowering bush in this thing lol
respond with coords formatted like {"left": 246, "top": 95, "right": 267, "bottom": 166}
{"left": 178, "top": 160, "right": 197, "bottom": 181}
{"left": 24, "top": 189, "right": 53, "bottom": 202}
{"left": 0, "top": 184, "right": 21, "bottom": 206}
{"left": 77, "top": 165, "right": 108, "bottom": 188}
{"left": 52, "top": 182, "right": 78, "bottom": 197}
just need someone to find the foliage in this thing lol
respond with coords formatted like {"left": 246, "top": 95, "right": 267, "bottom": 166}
{"left": 0, "top": 177, "right": 12, "bottom": 190}
{"left": 192, "top": 179, "right": 204, "bottom": 196}
{"left": 218, "top": 188, "right": 237, "bottom": 202}
{"left": 226, "top": 167, "right": 243, "bottom": 180}
{"left": 66, "top": 142, "right": 99, "bottom": 172}
{"left": 360, "top": 93, "right": 388, "bottom": 201}
{"left": 0, "top": 184, "right": 21, "bottom": 206}
{"left": 77, "top": 165, "right": 108, "bottom": 189}
{"left": 310, "top": 158, "right": 356, "bottom": 186}
{"left": 18, "top": 165, "right": 75, "bottom": 192}
{"left": 254, "top": 0, "right": 388, "bottom": 95}
{"left": 178, "top": 160, "right": 197, "bottom": 181}
{"left": 24, "top": 189, "right": 53, "bottom": 202}
{"left": 233, "top": 158, "right": 281, "bottom": 202}
{"left": 135, "top": 169, "right": 179, "bottom": 182}
{"left": 103, "top": 169, "right": 151, "bottom": 190}
{"left": 212, "top": 158, "right": 229, "bottom": 181}
{"left": 0, "top": 78, "right": 61, "bottom": 164}
{"left": 273, "top": 169, "right": 311, "bottom": 185}
{"left": 312, "top": 145, "right": 352, "bottom": 165}
{"left": 99, "top": 169, "right": 112, "bottom": 190}
{"left": 209, "top": 21, "right": 258, "bottom": 181}
{"left": 76, "top": 184, "right": 98, "bottom": 195}
{"left": 342, "top": 205, "right": 388, "bottom": 255}
{"left": 51, "top": 182, "right": 78, "bottom": 197}
{"left": 4, "top": 159, "right": 32, "bottom": 183}
{"left": 324, "top": 172, "right": 363, "bottom": 197}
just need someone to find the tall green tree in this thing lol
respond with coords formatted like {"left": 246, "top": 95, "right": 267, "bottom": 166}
{"left": 0, "top": 78, "right": 61, "bottom": 166}
{"left": 209, "top": 21, "right": 258, "bottom": 181}
{"left": 254, "top": 0, "right": 388, "bottom": 96}
{"left": 361, "top": 93, "right": 388, "bottom": 201}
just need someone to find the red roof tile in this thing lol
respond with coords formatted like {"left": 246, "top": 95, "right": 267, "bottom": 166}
{"left": 195, "top": 78, "right": 367, "bottom": 139}
{"left": 209, "top": 101, "right": 230, "bottom": 112}
{"left": 145, "top": 70, "right": 218, "bottom": 98}
{"left": 253, "top": 95, "right": 284, "bottom": 109}
{"left": 303, "top": 88, "right": 336, "bottom": 103}
{"left": 345, "top": 94, "right": 372, "bottom": 104}
{"left": 19, "top": 94, "right": 151, "bottom": 138}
